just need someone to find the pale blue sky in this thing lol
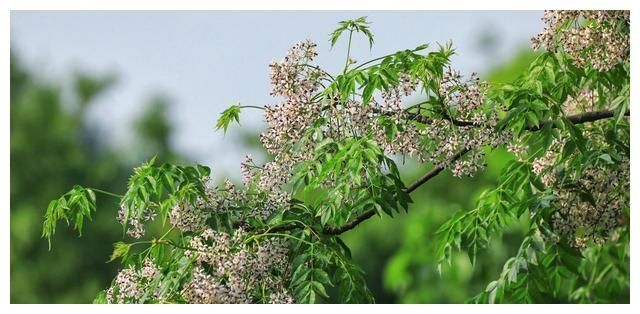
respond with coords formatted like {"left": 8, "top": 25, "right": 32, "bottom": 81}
{"left": 10, "top": 11, "right": 543, "bottom": 180}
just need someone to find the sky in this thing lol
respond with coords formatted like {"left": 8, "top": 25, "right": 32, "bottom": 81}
{"left": 10, "top": 11, "right": 544, "bottom": 180}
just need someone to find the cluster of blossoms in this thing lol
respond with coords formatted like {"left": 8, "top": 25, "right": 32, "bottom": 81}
{"left": 116, "top": 206, "right": 157, "bottom": 239}
{"left": 240, "top": 154, "right": 256, "bottom": 186}
{"left": 110, "top": 172, "right": 294, "bottom": 304}
{"left": 507, "top": 142, "right": 528, "bottom": 162}
{"left": 165, "top": 174, "right": 291, "bottom": 233}
{"left": 372, "top": 82, "right": 423, "bottom": 158}
{"left": 260, "top": 39, "right": 323, "bottom": 191}
{"left": 563, "top": 89, "right": 600, "bottom": 115}
{"left": 532, "top": 143, "right": 559, "bottom": 187}
{"left": 169, "top": 200, "right": 209, "bottom": 233}
{"left": 439, "top": 68, "right": 488, "bottom": 124}
{"left": 262, "top": 40, "right": 510, "bottom": 182}
{"left": 342, "top": 67, "right": 504, "bottom": 178}
{"left": 526, "top": 134, "right": 629, "bottom": 249}
{"left": 550, "top": 158, "right": 629, "bottom": 248}
{"left": 425, "top": 67, "right": 509, "bottom": 177}
{"left": 216, "top": 176, "right": 291, "bottom": 222}
{"left": 166, "top": 176, "right": 217, "bottom": 232}
{"left": 106, "top": 258, "right": 162, "bottom": 303}
{"left": 181, "top": 228, "right": 293, "bottom": 303}
{"left": 531, "top": 10, "right": 630, "bottom": 71}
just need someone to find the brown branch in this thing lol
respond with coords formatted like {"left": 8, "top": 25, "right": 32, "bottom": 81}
{"left": 405, "top": 148, "right": 471, "bottom": 193}
{"left": 323, "top": 147, "right": 471, "bottom": 235}
{"left": 406, "top": 112, "right": 476, "bottom": 127}
{"left": 249, "top": 110, "right": 628, "bottom": 236}
{"left": 405, "top": 109, "right": 629, "bottom": 130}
{"left": 323, "top": 210, "right": 377, "bottom": 235}
{"left": 321, "top": 109, "right": 629, "bottom": 235}
{"left": 525, "top": 110, "right": 629, "bottom": 131}
{"left": 374, "top": 107, "right": 474, "bottom": 127}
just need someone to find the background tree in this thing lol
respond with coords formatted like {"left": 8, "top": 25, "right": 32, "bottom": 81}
{"left": 10, "top": 54, "right": 183, "bottom": 303}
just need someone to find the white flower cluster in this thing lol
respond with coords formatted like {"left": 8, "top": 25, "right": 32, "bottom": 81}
{"left": 269, "top": 291, "right": 295, "bottom": 304}
{"left": 449, "top": 150, "right": 487, "bottom": 178}
{"left": 532, "top": 10, "right": 630, "bottom": 71}
{"left": 426, "top": 67, "right": 508, "bottom": 177}
{"left": 218, "top": 177, "right": 290, "bottom": 222}
{"left": 563, "top": 88, "right": 600, "bottom": 115}
{"left": 439, "top": 68, "right": 488, "bottom": 125}
{"left": 169, "top": 201, "right": 209, "bottom": 233}
{"left": 106, "top": 258, "right": 162, "bottom": 303}
{"left": 166, "top": 176, "right": 215, "bottom": 233}
{"left": 268, "top": 39, "right": 320, "bottom": 99}
{"left": 181, "top": 228, "right": 293, "bottom": 303}
{"left": 373, "top": 88, "right": 425, "bottom": 158}
{"left": 526, "top": 133, "right": 629, "bottom": 249}
{"left": 507, "top": 142, "right": 527, "bottom": 162}
{"left": 551, "top": 158, "right": 629, "bottom": 248}
{"left": 164, "top": 174, "right": 291, "bottom": 232}
{"left": 261, "top": 40, "right": 507, "bottom": 182}
{"left": 116, "top": 206, "right": 157, "bottom": 239}
{"left": 531, "top": 139, "right": 562, "bottom": 187}
{"left": 260, "top": 40, "right": 438, "bottom": 188}
{"left": 259, "top": 40, "right": 324, "bottom": 191}
{"left": 240, "top": 154, "right": 256, "bottom": 186}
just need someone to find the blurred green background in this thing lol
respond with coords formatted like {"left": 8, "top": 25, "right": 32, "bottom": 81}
{"left": 9, "top": 44, "right": 541, "bottom": 303}
{"left": 10, "top": 53, "right": 183, "bottom": 303}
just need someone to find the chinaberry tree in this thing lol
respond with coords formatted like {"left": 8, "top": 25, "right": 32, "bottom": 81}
{"left": 42, "top": 11, "right": 630, "bottom": 303}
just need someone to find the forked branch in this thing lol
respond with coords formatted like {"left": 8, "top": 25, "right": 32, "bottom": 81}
{"left": 322, "top": 109, "right": 629, "bottom": 235}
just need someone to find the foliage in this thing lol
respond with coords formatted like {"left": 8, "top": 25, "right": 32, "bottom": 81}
{"left": 42, "top": 185, "right": 97, "bottom": 249}
{"left": 40, "top": 12, "right": 630, "bottom": 304}
{"left": 215, "top": 104, "right": 241, "bottom": 134}
{"left": 329, "top": 16, "right": 374, "bottom": 49}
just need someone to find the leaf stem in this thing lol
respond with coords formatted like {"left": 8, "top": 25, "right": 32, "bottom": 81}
{"left": 343, "top": 29, "right": 354, "bottom": 73}
{"left": 244, "top": 232, "right": 314, "bottom": 246}
{"left": 239, "top": 105, "right": 265, "bottom": 110}
{"left": 89, "top": 188, "right": 123, "bottom": 199}
{"left": 351, "top": 46, "right": 425, "bottom": 72}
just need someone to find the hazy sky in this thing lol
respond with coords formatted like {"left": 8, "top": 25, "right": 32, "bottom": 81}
{"left": 10, "top": 11, "right": 544, "bottom": 180}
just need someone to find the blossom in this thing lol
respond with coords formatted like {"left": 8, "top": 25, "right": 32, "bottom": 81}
{"left": 181, "top": 228, "right": 293, "bottom": 303}
{"left": 169, "top": 201, "right": 209, "bottom": 233}
{"left": 531, "top": 10, "right": 630, "bottom": 71}
{"left": 116, "top": 205, "right": 157, "bottom": 239}
{"left": 240, "top": 154, "right": 255, "bottom": 186}
{"left": 106, "top": 258, "right": 162, "bottom": 303}
{"left": 550, "top": 157, "right": 629, "bottom": 248}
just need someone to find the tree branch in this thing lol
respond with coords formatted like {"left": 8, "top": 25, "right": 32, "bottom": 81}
{"left": 373, "top": 107, "right": 475, "bottom": 127}
{"left": 322, "top": 147, "right": 471, "bottom": 235}
{"left": 321, "top": 109, "right": 629, "bottom": 235}
{"left": 405, "top": 109, "right": 629, "bottom": 130}
{"left": 251, "top": 110, "right": 628, "bottom": 236}
{"left": 525, "top": 109, "right": 629, "bottom": 131}
{"left": 405, "top": 148, "right": 471, "bottom": 193}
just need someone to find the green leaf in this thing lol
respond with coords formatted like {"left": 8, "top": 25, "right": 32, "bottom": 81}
{"left": 526, "top": 111, "right": 540, "bottom": 128}
{"left": 329, "top": 16, "right": 374, "bottom": 49}
{"left": 109, "top": 241, "right": 132, "bottom": 263}
{"left": 313, "top": 268, "right": 333, "bottom": 287}
{"left": 561, "top": 117, "right": 586, "bottom": 154}
{"left": 42, "top": 185, "right": 99, "bottom": 250}
{"left": 92, "top": 291, "right": 108, "bottom": 304}
{"left": 598, "top": 153, "right": 614, "bottom": 165}
{"left": 215, "top": 104, "right": 241, "bottom": 134}
{"left": 311, "top": 281, "right": 330, "bottom": 299}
